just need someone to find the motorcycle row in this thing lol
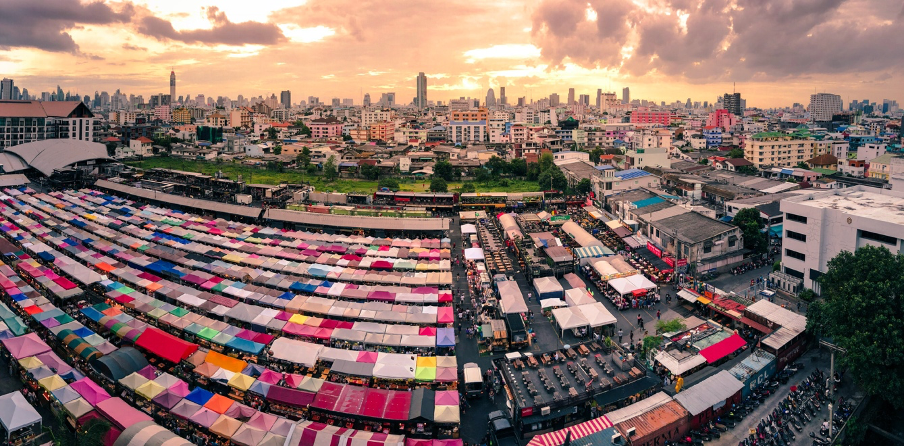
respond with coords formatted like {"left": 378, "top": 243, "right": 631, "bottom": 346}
{"left": 731, "top": 259, "right": 770, "bottom": 275}
{"left": 666, "top": 363, "right": 854, "bottom": 446}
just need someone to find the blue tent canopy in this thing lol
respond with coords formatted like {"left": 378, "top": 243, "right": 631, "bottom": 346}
{"left": 184, "top": 387, "right": 214, "bottom": 405}
{"left": 225, "top": 337, "right": 264, "bottom": 355}
{"left": 81, "top": 307, "right": 104, "bottom": 322}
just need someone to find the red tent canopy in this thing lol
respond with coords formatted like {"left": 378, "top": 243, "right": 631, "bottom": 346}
{"left": 361, "top": 389, "right": 389, "bottom": 419}
{"left": 311, "top": 382, "right": 345, "bottom": 412}
{"left": 135, "top": 327, "right": 198, "bottom": 364}
{"left": 699, "top": 333, "right": 747, "bottom": 364}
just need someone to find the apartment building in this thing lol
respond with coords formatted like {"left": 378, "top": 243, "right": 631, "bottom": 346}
{"left": 0, "top": 100, "right": 99, "bottom": 149}
{"left": 745, "top": 132, "right": 817, "bottom": 168}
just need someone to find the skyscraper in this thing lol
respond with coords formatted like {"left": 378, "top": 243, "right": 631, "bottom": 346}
{"left": 809, "top": 93, "right": 842, "bottom": 122}
{"left": 549, "top": 93, "right": 560, "bottom": 107}
{"left": 416, "top": 72, "right": 427, "bottom": 109}
{"left": 579, "top": 94, "right": 590, "bottom": 106}
{"left": 596, "top": 89, "right": 602, "bottom": 108}
{"left": 486, "top": 88, "right": 496, "bottom": 108}
{"left": 363, "top": 93, "right": 371, "bottom": 107}
{"left": 567, "top": 88, "right": 575, "bottom": 105}
{"left": 0, "top": 78, "right": 13, "bottom": 100}
{"left": 723, "top": 92, "right": 743, "bottom": 116}
{"left": 170, "top": 70, "right": 176, "bottom": 104}
{"left": 499, "top": 87, "right": 506, "bottom": 105}
{"left": 622, "top": 87, "right": 630, "bottom": 104}
{"left": 280, "top": 90, "right": 291, "bottom": 109}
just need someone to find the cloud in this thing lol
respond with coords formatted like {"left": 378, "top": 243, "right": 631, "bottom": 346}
{"left": 463, "top": 44, "right": 541, "bottom": 62}
{"left": 137, "top": 6, "right": 285, "bottom": 46}
{"left": 0, "top": 0, "right": 133, "bottom": 54}
{"left": 122, "top": 43, "right": 147, "bottom": 52}
{"left": 278, "top": 25, "right": 335, "bottom": 43}
{"left": 530, "top": 0, "right": 904, "bottom": 82}
{"left": 321, "top": 74, "right": 336, "bottom": 79}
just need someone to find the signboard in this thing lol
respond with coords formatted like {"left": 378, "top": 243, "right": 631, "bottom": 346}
{"left": 663, "top": 257, "right": 675, "bottom": 268}
{"left": 676, "top": 259, "right": 688, "bottom": 267}
{"left": 521, "top": 407, "right": 534, "bottom": 417}
{"left": 646, "top": 242, "right": 663, "bottom": 258}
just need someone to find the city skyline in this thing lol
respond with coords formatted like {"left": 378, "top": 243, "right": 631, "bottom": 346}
{"left": 1, "top": 0, "right": 902, "bottom": 107}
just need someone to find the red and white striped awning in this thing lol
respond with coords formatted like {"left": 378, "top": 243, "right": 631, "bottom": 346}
{"left": 527, "top": 415, "right": 613, "bottom": 446}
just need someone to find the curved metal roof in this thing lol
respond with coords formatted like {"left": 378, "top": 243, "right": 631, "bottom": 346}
{"left": 5, "top": 139, "right": 112, "bottom": 176}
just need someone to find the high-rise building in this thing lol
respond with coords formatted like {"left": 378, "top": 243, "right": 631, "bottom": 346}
{"left": 416, "top": 72, "right": 427, "bottom": 109}
{"left": 517, "top": 97, "right": 525, "bottom": 107}
{"left": 622, "top": 87, "right": 630, "bottom": 104}
{"left": 595, "top": 89, "right": 602, "bottom": 108}
{"left": 169, "top": 70, "right": 176, "bottom": 104}
{"left": 499, "top": 87, "right": 506, "bottom": 106}
{"left": 723, "top": 92, "right": 743, "bottom": 116}
{"left": 486, "top": 88, "right": 496, "bottom": 108}
{"left": 567, "top": 88, "right": 575, "bottom": 105}
{"left": 379, "top": 93, "right": 395, "bottom": 107}
{"left": 579, "top": 94, "right": 590, "bottom": 107}
{"left": 363, "top": 93, "right": 371, "bottom": 107}
{"left": 549, "top": 93, "right": 560, "bottom": 107}
{"left": 0, "top": 78, "right": 13, "bottom": 100}
{"left": 809, "top": 93, "right": 842, "bottom": 122}
{"left": 280, "top": 90, "right": 291, "bottom": 109}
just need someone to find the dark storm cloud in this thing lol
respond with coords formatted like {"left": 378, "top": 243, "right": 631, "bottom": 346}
{"left": 531, "top": 0, "right": 904, "bottom": 81}
{"left": 137, "top": 6, "right": 285, "bottom": 46}
{"left": 0, "top": 0, "right": 133, "bottom": 53}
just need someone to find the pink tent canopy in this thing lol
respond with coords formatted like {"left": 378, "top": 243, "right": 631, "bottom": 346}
{"left": 435, "top": 390, "right": 460, "bottom": 406}
{"left": 96, "top": 397, "right": 152, "bottom": 430}
{"left": 257, "top": 369, "right": 283, "bottom": 385}
{"left": 437, "top": 307, "right": 454, "bottom": 324}
{"left": 70, "top": 378, "right": 112, "bottom": 406}
{"left": 356, "top": 351, "right": 378, "bottom": 363}
{"left": 418, "top": 327, "right": 437, "bottom": 336}
{"left": 3, "top": 333, "right": 51, "bottom": 359}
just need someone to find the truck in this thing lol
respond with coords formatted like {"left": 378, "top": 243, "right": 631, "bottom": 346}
{"left": 505, "top": 313, "right": 530, "bottom": 350}
{"left": 463, "top": 362, "right": 483, "bottom": 398}
{"left": 488, "top": 410, "right": 518, "bottom": 446}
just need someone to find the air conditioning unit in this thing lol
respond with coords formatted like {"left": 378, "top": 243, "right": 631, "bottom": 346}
{"left": 626, "top": 427, "right": 636, "bottom": 438}
{"left": 540, "top": 407, "right": 550, "bottom": 416}
{"left": 612, "top": 433, "right": 624, "bottom": 444}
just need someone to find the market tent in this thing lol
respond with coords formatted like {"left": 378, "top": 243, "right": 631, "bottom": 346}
{"left": 674, "top": 370, "right": 744, "bottom": 416}
{"left": 592, "top": 260, "right": 619, "bottom": 279}
{"left": 699, "top": 333, "right": 747, "bottom": 364}
{"left": 90, "top": 347, "right": 149, "bottom": 381}
{"left": 0, "top": 391, "right": 42, "bottom": 437}
{"left": 63, "top": 398, "right": 94, "bottom": 418}
{"left": 654, "top": 350, "right": 707, "bottom": 376}
{"left": 170, "top": 400, "right": 202, "bottom": 420}
{"left": 51, "top": 385, "right": 81, "bottom": 404}
{"left": 497, "top": 281, "right": 527, "bottom": 314}
{"left": 533, "top": 277, "right": 564, "bottom": 300}
{"left": 607, "top": 274, "right": 656, "bottom": 296}
{"left": 268, "top": 338, "right": 322, "bottom": 367}
{"left": 434, "top": 405, "right": 460, "bottom": 423}
{"left": 460, "top": 224, "right": 477, "bottom": 235}
{"left": 231, "top": 423, "right": 266, "bottom": 446}
{"left": 2, "top": 333, "right": 51, "bottom": 359}
{"left": 463, "top": 248, "right": 484, "bottom": 261}
{"left": 551, "top": 307, "right": 589, "bottom": 336}
{"left": 539, "top": 298, "right": 567, "bottom": 309}
{"left": 209, "top": 414, "right": 242, "bottom": 438}
{"left": 69, "top": 378, "right": 111, "bottom": 406}
{"left": 135, "top": 327, "right": 198, "bottom": 364}
{"left": 135, "top": 380, "right": 166, "bottom": 400}
{"left": 564, "top": 288, "right": 596, "bottom": 307}
{"left": 112, "top": 419, "right": 192, "bottom": 446}
{"left": 119, "top": 372, "right": 149, "bottom": 391}
{"left": 561, "top": 221, "right": 603, "bottom": 247}
{"left": 96, "top": 397, "right": 153, "bottom": 430}
{"left": 575, "top": 302, "right": 617, "bottom": 328}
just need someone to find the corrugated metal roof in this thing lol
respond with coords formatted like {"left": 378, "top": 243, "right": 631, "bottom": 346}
{"left": 0, "top": 173, "right": 29, "bottom": 187}
{"left": 673, "top": 370, "right": 743, "bottom": 415}
{"left": 614, "top": 168, "right": 652, "bottom": 180}
{"left": 745, "top": 300, "right": 806, "bottom": 331}
{"left": 6, "top": 140, "right": 111, "bottom": 176}
{"left": 614, "top": 400, "right": 689, "bottom": 442}
{"left": 633, "top": 197, "right": 665, "bottom": 208}
{"left": 265, "top": 208, "right": 449, "bottom": 232}
{"left": 95, "top": 179, "right": 261, "bottom": 218}
{"left": 606, "top": 391, "right": 673, "bottom": 424}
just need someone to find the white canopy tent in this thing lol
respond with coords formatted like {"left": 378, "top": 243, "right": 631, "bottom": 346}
{"left": 607, "top": 274, "right": 657, "bottom": 296}
{"left": 654, "top": 350, "right": 707, "bottom": 376}
{"left": 0, "top": 391, "right": 42, "bottom": 441}
{"left": 575, "top": 302, "right": 617, "bottom": 328}
{"left": 539, "top": 298, "right": 567, "bottom": 309}
{"left": 464, "top": 248, "right": 485, "bottom": 261}
{"left": 551, "top": 307, "right": 589, "bottom": 336}
{"left": 497, "top": 281, "right": 528, "bottom": 314}
{"left": 564, "top": 288, "right": 596, "bottom": 307}
{"left": 592, "top": 260, "right": 620, "bottom": 279}
{"left": 373, "top": 353, "right": 417, "bottom": 380}
{"left": 460, "top": 224, "right": 477, "bottom": 235}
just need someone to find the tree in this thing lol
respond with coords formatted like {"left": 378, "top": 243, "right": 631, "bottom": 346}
{"left": 105, "top": 142, "right": 118, "bottom": 157}
{"left": 433, "top": 160, "right": 454, "bottom": 181}
{"left": 323, "top": 155, "right": 338, "bottom": 182}
{"left": 378, "top": 178, "right": 400, "bottom": 190}
{"left": 458, "top": 182, "right": 476, "bottom": 193}
{"left": 297, "top": 147, "right": 312, "bottom": 168}
{"left": 733, "top": 208, "right": 768, "bottom": 254}
{"left": 360, "top": 164, "right": 380, "bottom": 180}
{"left": 342, "top": 134, "right": 352, "bottom": 141}
{"left": 293, "top": 120, "right": 312, "bottom": 136}
{"left": 806, "top": 246, "right": 904, "bottom": 408}
{"left": 796, "top": 162, "right": 810, "bottom": 169}
{"left": 474, "top": 168, "right": 491, "bottom": 184}
{"left": 539, "top": 152, "right": 555, "bottom": 173}
{"left": 266, "top": 127, "right": 278, "bottom": 140}
{"left": 737, "top": 165, "right": 758, "bottom": 175}
{"left": 306, "top": 164, "right": 318, "bottom": 175}
{"left": 526, "top": 162, "right": 541, "bottom": 181}
{"left": 509, "top": 158, "right": 527, "bottom": 177}
{"left": 537, "top": 167, "right": 567, "bottom": 191}
{"left": 429, "top": 178, "right": 448, "bottom": 192}
{"left": 590, "top": 146, "right": 606, "bottom": 164}
{"left": 486, "top": 156, "right": 508, "bottom": 178}
{"left": 728, "top": 147, "right": 745, "bottom": 159}
{"left": 272, "top": 144, "right": 282, "bottom": 155}
{"left": 576, "top": 178, "right": 592, "bottom": 195}
{"left": 797, "top": 288, "right": 816, "bottom": 302}
{"left": 698, "top": 158, "right": 710, "bottom": 165}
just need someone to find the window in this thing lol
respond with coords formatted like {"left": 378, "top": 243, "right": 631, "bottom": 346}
{"left": 786, "top": 230, "right": 806, "bottom": 242}
{"left": 860, "top": 230, "right": 897, "bottom": 246}
{"left": 786, "top": 213, "right": 807, "bottom": 224}
{"left": 784, "top": 267, "right": 804, "bottom": 279}
{"left": 785, "top": 249, "right": 806, "bottom": 261}
{"left": 703, "top": 241, "right": 713, "bottom": 254}
{"left": 728, "top": 235, "right": 737, "bottom": 247}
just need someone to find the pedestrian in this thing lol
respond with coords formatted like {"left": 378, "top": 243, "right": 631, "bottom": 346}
{"left": 637, "top": 313, "right": 642, "bottom": 326}
{"left": 657, "top": 310, "right": 661, "bottom": 320}
{"left": 640, "top": 317, "right": 644, "bottom": 329}
{"left": 629, "top": 330, "right": 634, "bottom": 342}
{"left": 618, "top": 328, "right": 623, "bottom": 344}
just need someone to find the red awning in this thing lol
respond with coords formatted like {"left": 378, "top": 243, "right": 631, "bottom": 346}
{"left": 311, "top": 382, "right": 345, "bottom": 412}
{"left": 632, "top": 289, "right": 647, "bottom": 297}
{"left": 699, "top": 333, "right": 747, "bottom": 364}
{"left": 361, "top": 389, "right": 389, "bottom": 419}
{"left": 266, "top": 386, "right": 315, "bottom": 407}
{"left": 336, "top": 384, "right": 367, "bottom": 416}
{"left": 739, "top": 317, "right": 773, "bottom": 335}
{"left": 136, "top": 327, "right": 198, "bottom": 364}
{"left": 384, "top": 390, "right": 412, "bottom": 420}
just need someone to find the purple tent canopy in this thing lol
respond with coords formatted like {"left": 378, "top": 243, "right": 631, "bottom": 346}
{"left": 152, "top": 389, "right": 183, "bottom": 409}
{"left": 70, "top": 377, "right": 112, "bottom": 406}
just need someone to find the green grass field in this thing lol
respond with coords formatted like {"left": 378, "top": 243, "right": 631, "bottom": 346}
{"left": 125, "top": 157, "right": 542, "bottom": 194}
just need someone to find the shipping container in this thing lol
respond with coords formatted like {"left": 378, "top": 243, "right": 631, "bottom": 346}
{"left": 614, "top": 400, "right": 690, "bottom": 446}
{"left": 728, "top": 350, "right": 776, "bottom": 398}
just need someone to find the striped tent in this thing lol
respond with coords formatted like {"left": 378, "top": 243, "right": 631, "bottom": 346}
{"left": 572, "top": 245, "right": 614, "bottom": 259}
{"left": 527, "top": 416, "right": 613, "bottom": 446}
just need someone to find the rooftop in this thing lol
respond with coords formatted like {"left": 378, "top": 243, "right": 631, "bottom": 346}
{"left": 782, "top": 187, "right": 904, "bottom": 226}
{"left": 653, "top": 211, "right": 737, "bottom": 243}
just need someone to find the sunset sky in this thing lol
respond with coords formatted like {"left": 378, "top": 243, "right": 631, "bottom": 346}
{"left": 2, "top": 0, "right": 902, "bottom": 108}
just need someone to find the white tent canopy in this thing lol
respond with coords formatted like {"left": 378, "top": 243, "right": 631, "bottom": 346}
{"left": 561, "top": 221, "right": 604, "bottom": 247}
{"left": 551, "top": 307, "right": 589, "bottom": 336}
{"left": 575, "top": 302, "right": 617, "bottom": 328}
{"left": 593, "top": 260, "right": 619, "bottom": 278}
{"left": 460, "top": 224, "right": 477, "bottom": 235}
{"left": 655, "top": 350, "right": 707, "bottom": 376}
{"left": 607, "top": 274, "right": 657, "bottom": 296}
{"left": 564, "top": 288, "right": 596, "bottom": 307}
{"left": 373, "top": 353, "right": 417, "bottom": 380}
{"left": 0, "top": 391, "right": 42, "bottom": 439}
{"left": 539, "top": 298, "right": 567, "bottom": 309}
{"left": 497, "top": 281, "right": 527, "bottom": 314}
{"left": 464, "top": 248, "right": 485, "bottom": 261}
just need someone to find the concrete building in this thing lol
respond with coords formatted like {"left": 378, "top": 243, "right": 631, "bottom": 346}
{"left": 0, "top": 100, "right": 99, "bottom": 150}
{"left": 280, "top": 90, "right": 291, "bottom": 109}
{"left": 309, "top": 117, "right": 343, "bottom": 139}
{"left": 567, "top": 88, "right": 575, "bottom": 105}
{"left": 630, "top": 108, "right": 671, "bottom": 126}
{"left": 779, "top": 186, "right": 904, "bottom": 293}
{"left": 622, "top": 87, "right": 630, "bottom": 104}
{"left": 705, "top": 109, "right": 737, "bottom": 131}
{"left": 624, "top": 147, "right": 670, "bottom": 169}
{"left": 485, "top": 88, "right": 496, "bottom": 108}
{"left": 808, "top": 93, "right": 842, "bottom": 122}
{"left": 723, "top": 92, "right": 743, "bottom": 116}
{"left": 169, "top": 71, "right": 176, "bottom": 105}
{"left": 744, "top": 132, "right": 817, "bottom": 168}
{"left": 449, "top": 120, "right": 486, "bottom": 144}
{"left": 362, "top": 110, "right": 393, "bottom": 126}
{"left": 416, "top": 73, "right": 427, "bottom": 109}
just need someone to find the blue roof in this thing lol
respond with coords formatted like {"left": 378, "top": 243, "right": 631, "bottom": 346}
{"left": 780, "top": 168, "right": 794, "bottom": 175}
{"left": 720, "top": 216, "right": 733, "bottom": 222}
{"left": 595, "top": 165, "right": 615, "bottom": 170}
{"left": 633, "top": 197, "right": 665, "bottom": 208}
{"left": 614, "top": 168, "right": 651, "bottom": 180}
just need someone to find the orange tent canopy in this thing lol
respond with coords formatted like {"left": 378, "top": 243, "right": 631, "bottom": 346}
{"left": 204, "top": 394, "right": 235, "bottom": 414}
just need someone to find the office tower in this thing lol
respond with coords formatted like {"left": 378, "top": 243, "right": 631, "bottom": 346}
{"left": 809, "top": 93, "right": 842, "bottom": 121}
{"left": 723, "top": 92, "right": 743, "bottom": 116}
{"left": 596, "top": 89, "right": 602, "bottom": 108}
{"left": 549, "top": 93, "right": 560, "bottom": 107}
{"left": 363, "top": 93, "right": 371, "bottom": 107}
{"left": 416, "top": 72, "right": 427, "bottom": 109}
{"left": 280, "top": 90, "right": 291, "bottom": 109}
{"left": 517, "top": 97, "right": 525, "bottom": 107}
{"left": 685, "top": 98, "right": 692, "bottom": 109}
{"left": 0, "top": 78, "right": 13, "bottom": 100}
{"left": 170, "top": 70, "right": 176, "bottom": 104}
{"left": 331, "top": 98, "right": 340, "bottom": 107}
{"left": 579, "top": 94, "right": 589, "bottom": 106}
{"left": 622, "top": 87, "right": 630, "bottom": 104}
{"left": 567, "top": 88, "right": 575, "bottom": 105}
{"left": 486, "top": 88, "right": 496, "bottom": 108}
{"left": 499, "top": 87, "right": 506, "bottom": 106}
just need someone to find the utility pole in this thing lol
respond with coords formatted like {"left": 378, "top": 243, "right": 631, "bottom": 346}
{"left": 819, "top": 338, "right": 846, "bottom": 441}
